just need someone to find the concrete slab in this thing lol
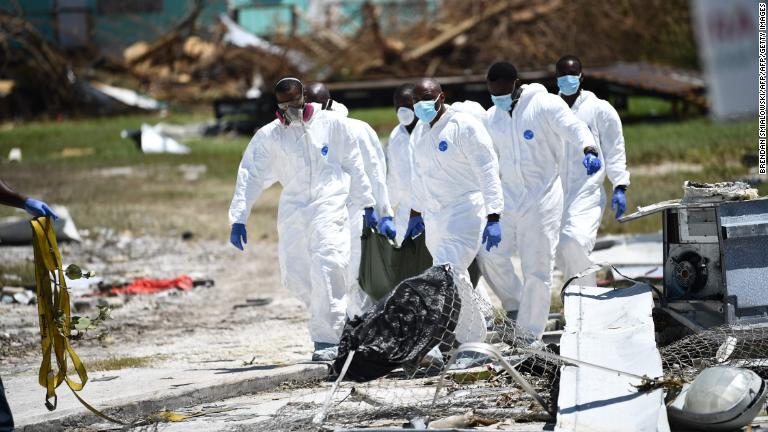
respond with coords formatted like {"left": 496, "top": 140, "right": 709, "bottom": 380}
{"left": 6, "top": 360, "right": 328, "bottom": 431}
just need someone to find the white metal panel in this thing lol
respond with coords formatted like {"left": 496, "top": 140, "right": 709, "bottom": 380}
{"left": 556, "top": 283, "right": 669, "bottom": 432}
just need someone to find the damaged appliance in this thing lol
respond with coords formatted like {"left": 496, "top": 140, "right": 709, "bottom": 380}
{"left": 619, "top": 182, "right": 768, "bottom": 333}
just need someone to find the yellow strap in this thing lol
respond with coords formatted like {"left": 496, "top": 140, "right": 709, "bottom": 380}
{"left": 30, "top": 217, "right": 125, "bottom": 424}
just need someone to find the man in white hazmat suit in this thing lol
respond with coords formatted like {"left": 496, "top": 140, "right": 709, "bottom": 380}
{"left": 228, "top": 78, "right": 375, "bottom": 361}
{"left": 388, "top": 86, "right": 496, "bottom": 308}
{"left": 407, "top": 78, "right": 504, "bottom": 343}
{"left": 387, "top": 83, "right": 418, "bottom": 244}
{"left": 479, "top": 62, "right": 602, "bottom": 340}
{"left": 554, "top": 55, "right": 631, "bottom": 286}
{"left": 305, "top": 82, "right": 396, "bottom": 318}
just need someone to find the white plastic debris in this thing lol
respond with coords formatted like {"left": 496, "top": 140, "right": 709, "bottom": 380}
{"left": 8, "top": 147, "right": 21, "bottom": 162}
{"left": 91, "top": 82, "right": 164, "bottom": 111}
{"left": 428, "top": 411, "right": 473, "bottom": 429}
{"left": 65, "top": 271, "right": 103, "bottom": 297}
{"left": 139, "top": 124, "right": 190, "bottom": 154}
{"left": 220, "top": 13, "right": 311, "bottom": 72}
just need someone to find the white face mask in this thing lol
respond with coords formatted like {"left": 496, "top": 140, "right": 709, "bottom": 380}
{"left": 396, "top": 106, "right": 415, "bottom": 126}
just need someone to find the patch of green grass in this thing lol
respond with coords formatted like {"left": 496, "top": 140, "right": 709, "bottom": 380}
{"left": 624, "top": 118, "right": 755, "bottom": 165}
{"left": 0, "top": 113, "right": 250, "bottom": 178}
{"left": 348, "top": 107, "right": 397, "bottom": 137}
{"left": 0, "top": 113, "right": 261, "bottom": 240}
{"left": 86, "top": 355, "right": 155, "bottom": 371}
{"left": 621, "top": 96, "right": 673, "bottom": 118}
{"left": 0, "top": 106, "right": 759, "bottom": 240}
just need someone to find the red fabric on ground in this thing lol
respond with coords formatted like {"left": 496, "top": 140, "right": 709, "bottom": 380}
{"left": 108, "top": 276, "right": 193, "bottom": 295}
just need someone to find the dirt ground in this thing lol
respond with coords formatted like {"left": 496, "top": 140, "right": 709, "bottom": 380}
{"left": 0, "top": 231, "right": 315, "bottom": 378}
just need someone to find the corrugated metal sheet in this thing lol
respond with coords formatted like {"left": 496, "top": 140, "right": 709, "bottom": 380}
{"left": 585, "top": 62, "right": 706, "bottom": 107}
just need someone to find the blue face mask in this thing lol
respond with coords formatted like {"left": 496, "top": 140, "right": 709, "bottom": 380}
{"left": 414, "top": 95, "right": 441, "bottom": 123}
{"left": 557, "top": 74, "right": 581, "bottom": 96}
{"left": 491, "top": 93, "right": 513, "bottom": 111}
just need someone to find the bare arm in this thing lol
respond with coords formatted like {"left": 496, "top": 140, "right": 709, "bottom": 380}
{"left": 0, "top": 179, "right": 26, "bottom": 209}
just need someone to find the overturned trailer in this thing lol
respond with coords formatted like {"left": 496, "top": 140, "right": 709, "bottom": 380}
{"left": 619, "top": 182, "right": 768, "bottom": 337}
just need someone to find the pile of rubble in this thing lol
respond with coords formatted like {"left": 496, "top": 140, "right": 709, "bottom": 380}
{"left": 271, "top": 0, "right": 694, "bottom": 80}
{"left": 0, "top": 0, "right": 694, "bottom": 117}
{"left": 119, "top": 5, "right": 301, "bottom": 102}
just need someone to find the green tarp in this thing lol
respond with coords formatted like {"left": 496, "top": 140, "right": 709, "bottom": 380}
{"left": 358, "top": 228, "right": 480, "bottom": 301}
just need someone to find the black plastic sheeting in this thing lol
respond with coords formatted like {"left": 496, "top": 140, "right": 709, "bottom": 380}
{"left": 334, "top": 265, "right": 461, "bottom": 382}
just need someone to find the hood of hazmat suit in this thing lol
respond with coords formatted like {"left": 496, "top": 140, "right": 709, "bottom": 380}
{"left": 327, "top": 99, "right": 349, "bottom": 117}
{"left": 228, "top": 103, "right": 375, "bottom": 344}
{"left": 450, "top": 100, "right": 489, "bottom": 123}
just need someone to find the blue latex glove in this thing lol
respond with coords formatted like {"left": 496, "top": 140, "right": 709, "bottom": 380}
{"left": 612, "top": 187, "right": 627, "bottom": 220}
{"left": 482, "top": 220, "right": 502, "bottom": 251}
{"left": 404, "top": 215, "right": 425, "bottom": 239}
{"left": 378, "top": 216, "right": 396, "bottom": 240}
{"left": 363, "top": 207, "right": 379, "bottom": 229}
{"left": 582, "top": 152, "right": 602, "bottom": 175}
{"left": 230, "top": 223, "right": 247, "bottom": 251}
{"left": 23, "top": 198, "right": 59, "bottom": 219}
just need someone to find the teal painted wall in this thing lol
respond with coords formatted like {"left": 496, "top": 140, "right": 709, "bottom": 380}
{"left": 0, "top": 0, "right": 227, "bottom": 51}
{"left": 92, "top": 0, "right": 228, "bottom": 52}
{"left": 0, "top": 0, "right": 439, "bottom": 47}
{"left": 236, "top": 0, "right": 308, "bottom": 36}
{"left": 0, "top": 0, "right": 56, "bottom": 40}
{"left": 233, "top": 0, "right": 438, "bottom": 36}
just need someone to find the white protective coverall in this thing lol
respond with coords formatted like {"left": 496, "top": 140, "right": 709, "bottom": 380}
{"left": 328, "top": 99, "right": 349, "bottom": 117}
{"left": 451, "top": 100, "right": 489, "bottom": 121}
{"left": 479, "top": 84, "right": 597, "bottom": 339}
{"left": 556, "top": 90, "right": 630, "bottom": 286}
{"left": 342, "top": 116, "right": 393, "bottom": 317}
{"left": 410, "top": 107, "right": 504, "bottom": 343}
{"left": 325, "top": 102, "right": 392, "bottom": 317}
{"left": 387, "top": 101, "right": 487, "bottom": 245}
{"left": 228, "top": 103, "right": 375, "bottom": 344}
{"left": 386, "top": 123, "right": 414, "bottom": 244}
